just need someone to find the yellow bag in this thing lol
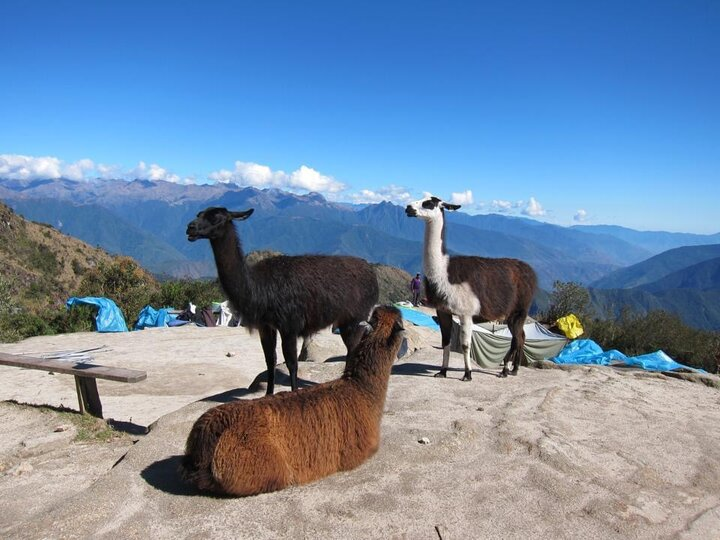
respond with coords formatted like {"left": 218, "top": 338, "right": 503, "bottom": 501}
{"left": 556, "top": 313, "right": 584, "bottom": 339}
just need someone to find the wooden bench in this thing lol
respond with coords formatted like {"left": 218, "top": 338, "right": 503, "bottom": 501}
{"left": 0, "top": 352, "right": 147, "bottom": 418}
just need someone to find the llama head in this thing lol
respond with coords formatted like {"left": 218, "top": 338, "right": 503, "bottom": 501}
{"left": 186, "top": 207, "right": 254, "bottom": 241}
{"left": 365, "top": 305, "right": 405, "bottom": 347}
{"left": 405, "top": 196, "right": 461, "bottom": 222}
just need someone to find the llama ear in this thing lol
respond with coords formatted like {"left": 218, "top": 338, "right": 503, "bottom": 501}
{"left": 358, "top": 320, "right": 374, "bottom": 336}
{"left": 442, "top": 202, "right": 461, "bottom": 211}
{"left": 229, "top": 209, "right": 254, "bottom": 221}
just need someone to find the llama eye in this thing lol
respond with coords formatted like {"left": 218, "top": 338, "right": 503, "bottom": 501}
{"left": 422, "top": 200, "right": 435, "bottom": 209}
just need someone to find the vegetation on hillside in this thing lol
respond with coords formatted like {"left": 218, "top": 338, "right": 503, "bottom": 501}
{"left": 544, "top": 281, "right": 720, "bottom": 372}
{"left": 0, "top": 202, "right": 114, "bottom": 312}
{"left": 0, "top": 221, "right": 413, "bottom": 342}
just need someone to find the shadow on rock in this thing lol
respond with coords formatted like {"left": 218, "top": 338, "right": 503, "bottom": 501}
{"left": 322, "top": 355, "right": 347, "bottom": 364}
{"left": 392, "top": 362, "right": 498, "bottom": 378}
{"left": 141, "top": 455, "right": 202, "bottom": 496}
{"left": 142, "top": 455, "right": 239, "bottom": 499}
{"left": 248, "top": 369, "right": 318, "bottom": 393}
{"left": 201, "top": 386, "right": 256, "bottom": 404}
{"left": 107, "top": 418, "right": 149, "bottom": 435}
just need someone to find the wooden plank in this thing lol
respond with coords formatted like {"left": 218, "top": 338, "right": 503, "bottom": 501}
{"left": 0, "top": 352, "right": 146, "bottom": 383}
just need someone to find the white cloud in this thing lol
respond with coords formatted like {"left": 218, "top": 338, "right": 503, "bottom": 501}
{"left": 209, "top": 161, "right": 279, "bottom": 186}
{"left": 574, "top": 209, "right": 588, "bottom": 223}
{"left": 0, "top": 154, "right": 190, "bottom": 183}
{"left": 129, "top": 161, "right": 181, "bottom": 183}
{"left": 62, "top": 158, "right": 95, "bottom": 181}
{"left": 290, "top": 165, "right": 345, "bottom": 193}
{"left": 350, "top": 184, "right": 413, "bottom": 205}
{"left": 95, "top": 163, "right": 122, "bottom": 179}
{"left": 0, "top": 154, "right": 63, "bottom": 180}
{"left": 208, "top": 161, "right": 345, "bottom": 194}
{"left": 522, "top": 196, "right": 546, "bottom": 217}
{"left": 491, "top": 199, "right": 516, "bottom": 213}
{"left": 489, "top": 197, "right": 547, "bottom": 217}
{"left": 0, "top": 154, "right": 98, "bottom": 181}
{"left": 450, "top": 190, "right": 473, "bottom": 206}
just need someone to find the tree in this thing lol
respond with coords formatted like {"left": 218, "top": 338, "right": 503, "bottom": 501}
{"left": 546, "top": 281, "right": 592, "bottom": 323}
{"left": 78, "top": 257, "right": 159, "bottom": 324}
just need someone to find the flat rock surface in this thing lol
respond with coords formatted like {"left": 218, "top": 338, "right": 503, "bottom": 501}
{"left": 1, "top": 322, "right": 719, "bottom": 539}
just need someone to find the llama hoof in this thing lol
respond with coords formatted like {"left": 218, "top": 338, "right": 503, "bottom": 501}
{"left": 498, "top": 371, "right": 508, "bottom": 378}
{"left": 509, "top": 370, "right": 518, "bottom": 376}
{"left": 461, "top": 373, "right": 472, "bottom": 382}
{"left": 434, "top": 370, "right": 447, "bottom": 378}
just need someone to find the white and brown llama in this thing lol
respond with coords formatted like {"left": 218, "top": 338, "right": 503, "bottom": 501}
{"left": 186, "top": 207, "right": 379, "bottom": 394}
{"left": 405, "top": 196, "right": 537, "bottom": 379}
{"left": 180, "top": 305, "right": 404, "bottom": 496}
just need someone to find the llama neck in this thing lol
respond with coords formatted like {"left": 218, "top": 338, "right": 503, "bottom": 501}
{"left": 422, "top": 216, "right": 449, "bottom": 283}
{"left": 209, "top": 227, "right": 253, "bottom": 306}
{"left": 343, "top": 348, "right": 394, "bottom": 415}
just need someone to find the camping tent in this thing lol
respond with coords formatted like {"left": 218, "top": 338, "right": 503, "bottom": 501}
{"left": 450, "top": 317, "right": 568, "bottom": 369}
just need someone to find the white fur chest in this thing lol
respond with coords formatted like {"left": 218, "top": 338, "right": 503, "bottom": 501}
{"left": 423, "top": 220, "right": 481, "bottom": 316}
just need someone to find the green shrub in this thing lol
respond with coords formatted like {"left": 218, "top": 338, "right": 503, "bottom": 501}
{"left": 153, "top": 278, "right": 224, "bottom": 310}
{"left": 543, "top": 280, "right": 593, "bottom": 323}
{"left": 0, "top": 275, "right": 12, "bottom": 315}
{"left": 586, "top": 309, "right": 720, "bottom": 372}
{"left": 71, "top": 258, "right": 86, "bottom": 276}
{"left": 0, "top": 312, "right": 56, "bottom": 342}
{"left": 27, "top": 243, "right": 59, "bottom": 276}
{"left": 51, "top": 305, "right": 96, "bottom": 334}
{"left": 0, "top": 322, "right": 22, "bottom": 343}
{"left": 78, "top": 257, "right": 159, "bottom": 325}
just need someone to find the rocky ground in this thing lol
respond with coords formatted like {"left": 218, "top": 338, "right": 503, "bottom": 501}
{"left": 1, "top": 319, "right": 719, "bottom": 539}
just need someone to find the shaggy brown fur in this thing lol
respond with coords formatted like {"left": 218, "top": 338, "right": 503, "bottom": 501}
{"left": 180, "top": 305, "right": 404, "bottom": 497}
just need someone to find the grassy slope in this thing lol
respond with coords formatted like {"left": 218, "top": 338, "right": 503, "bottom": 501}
{"left": 0, "top": 202, "right": 116, "bottom": 312}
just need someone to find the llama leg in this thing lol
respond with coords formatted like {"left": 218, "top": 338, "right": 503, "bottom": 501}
{"left": 435, "top": 310, "right": 453, "bottom": 378}
{"left": 509, "top": 314, "right": 527, "bottom": 376}
{"left": 280, "top": 331, "right": 299, "bottom": 391}
{"left": 500, "top": 313, "right": 526, "bottom": 377}
{"left": 298, "top": 335, "right": 311, "bottom": 362}
{"left": 259, "top": 325, "right": 278, "bottom": 394}
{"left": 460, "top": 316, "right": 473, "bottom": 381}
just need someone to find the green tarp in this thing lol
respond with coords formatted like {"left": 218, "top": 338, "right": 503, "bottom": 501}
{"left": 451, "top": 317, "right": 568, "bottom": 369}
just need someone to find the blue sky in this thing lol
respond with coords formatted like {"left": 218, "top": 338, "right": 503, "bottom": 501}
{"left": 2, "top": 1, "right": 718, "bottom": 233}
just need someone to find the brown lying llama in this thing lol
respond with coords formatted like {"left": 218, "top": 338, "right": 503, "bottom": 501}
{"left": 406, "top": 196, "right": 537, "bottom": 379}
{"left": 179, "top": 305, "right": 405, "bottom": 497}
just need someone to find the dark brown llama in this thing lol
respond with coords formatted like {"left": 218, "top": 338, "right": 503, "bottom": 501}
{"left": 179, "top": 305, "right": 404, "bottom": 496}
{"left": 186, "top": 207, "right": 379, "bottom": 394}
{"left": 405, "top": 196, "right": 537, "bottom": 379}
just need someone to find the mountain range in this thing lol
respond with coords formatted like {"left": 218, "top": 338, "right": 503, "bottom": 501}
{"left": 2, "top": 177, "right": 720, "bottom": 329}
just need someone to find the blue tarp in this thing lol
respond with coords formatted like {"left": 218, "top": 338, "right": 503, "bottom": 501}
{"left": 550, "top": 339, "right": 702, "bottom": 372}
{"left": 395, "top": 306, "right": 440, "bottom": 330}
{"left": 135, "top": 305, "right": 173, "bottom": 330}
{"left": 66, "top": 296, "right": 128, "bottom": 333}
